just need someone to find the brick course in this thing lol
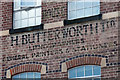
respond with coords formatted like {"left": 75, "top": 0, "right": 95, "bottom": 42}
{"left": 0, "top": 0, "right": 120, "bottom": 80}
{"left": 66, "top": 57, "right": 102, "bottom": 69}
{"left": 0, "top": 2, "right": 12, "bottom": 31}
{"left": 100, "top": 2, "right": 120, "bottom": 14}
{"left": 0, "top": 17, "right": 119, "bottom": 79}
{"left": 10, "top": 64, "right": 42, "bottom": 76}
{"left": 42, "top": 2, "right": 67, "bottom": 24}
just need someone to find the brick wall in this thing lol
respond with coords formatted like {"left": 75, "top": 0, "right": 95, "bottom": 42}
{"left": 0, "top": 2, "right": 12, "bottom": 31}
{"left": 100, "top": 2, "right": 120, "bottom": 14}
{"left": 0, "top": 1, "right": 120, "bottom": 31}
{"left": 0, "top": 2, "right": 2, "bottom": 28}
{"left": 0, "top": 52, "right": 2, "bottom": 79}
{"left": 118, "top": 17, "right": 120, "bottom": 79}
{"left": 42, "top": 2, "right": 67, "bottom": 24}
{"left": 1, "top": 17, "right": 119, "bottom": 79}
{"left": 0, "top": 2, "right": 67, "bottom": 31}
{"left": 0, "top": 0, "right": 120, "bottom": 80}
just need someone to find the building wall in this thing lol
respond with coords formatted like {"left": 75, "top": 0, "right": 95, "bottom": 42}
{"left": 100, "top": 2, "right": 120, "bottom": 14}
{"left": 0, "top": 2, "right": 12, "bottom": 31}
{"left": 0, "top": 0, "right": 120, "bottom": 80}
{"left": 42, "top": 2, "right": 67, "bottom": 24}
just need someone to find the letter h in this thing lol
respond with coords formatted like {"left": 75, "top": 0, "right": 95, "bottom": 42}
{"left": 11, "top": 36, "right": 18, "bottom": 46}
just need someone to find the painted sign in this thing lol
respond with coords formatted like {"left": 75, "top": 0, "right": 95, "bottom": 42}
{"left": 2, "top": 19, "right": 117, "bottom": 62}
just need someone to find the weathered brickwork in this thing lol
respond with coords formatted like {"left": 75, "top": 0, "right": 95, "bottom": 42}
{"left": 0, "top": 2, "right": 12, "bottom": 31}
{"left": 100, "top": 2, "right": 120, "bottom": 14}
{"left": 0, "top": 1, "right": 120, "bottom": 30}
{"left": 118, "top": 17, "right": 120, "bottom": 79}
{"left": 9, "top": 64, "right": 42, "bottom": 76}
{"left": 0, "top": 0, "right": 120, "bottom": 80}
{"left": 0, "top": 17, "right": 119, "bottom": 79}
{"left": 65, "top": 57, "right": 102, "bottom": 69}
{"left": 0, "top": 53, "right": 2, "bottom": 79}
{"left": 42, "top": 2, "right": 67, "bottom": 24}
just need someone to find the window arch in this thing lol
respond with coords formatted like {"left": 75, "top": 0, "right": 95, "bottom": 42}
{"left": 68, "top": 65, "right": 101, "bottom": 79}
{"left": 12, "top": 72, "right": 41, "bottom": 80}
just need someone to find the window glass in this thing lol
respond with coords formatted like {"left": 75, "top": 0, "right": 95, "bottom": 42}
{"left": 36, "top": 0, "right": 41, "bottom": 6}
{"left": 93, "top": 0, "right": 100, "bottom": 6}
{"left": 29, "top": 18, "right": 35, "bottom": 26}
{"left": 12, "top": 74, "right": 20, "bottom": 78}
{"left": 77, "top": 66, "right": 84, "bottom": 77}
{"left": 69, "top": 11, "right": 76, "bottom": 20}
{"left": 68, "top": 1, "right": 76, "bottom": 11}
{"left": 21, "top": 11, "right": 28, "bottom": 19}
{"left": 68, "top": 0, "right": 100, "bottom": 20}
{"left": 21, "top": 19, "right": 28, "bottom": 27}
{"left": 27, "top": 72, "right": 34, "bottom": 78}
{"left": 93, "top": 66, "right": 101, "bottom": 76}
{"left": 21, "top": 0, "right": 36, "bottom": 7}
{"left": 14, "top": 12, "right": 21, "bottom": 20}
{"left": 14, "top": 20, "right": 21, "bottom": 29}
{"left": 76, "top": 1, "right": 84, "bottom": 10}
{"left": 84, "top": 8, "right": 92, "bottom": 17}
{"left": 85, "top": 65, "right": 92, "bottom": 77}
{"left": 76, "top": 9, "right": 84, "bottom": 18}
{"left": 14, "top": 0, "right": 21, "bottom": 10}
{"left": 92, "top": 6, "right": 100, "bottom": 15}
{"left": 36, "top": 17, "right": 41, "bottom": 25}
{"left": 68, "top": 68, "right": 76, "bottom": 78}
{"left": 84, "top": 1, "right": 92, "bottom": 8}
{"left": 29, "top": 9, "right": 35, "bottom": 18}
{"left": 13, "top": 0, "right": 41, "bottom": 29}
{"left": 12, "top": 72, "right": 41, "bottom": 79}
{"left": 36, "top": 8, "right": 41, "bottom": 17}
{"left": 20, "top": 73, "right": 27, "bottom": 78}
{"left": 34, "top": 72, "right": 41, "bottom": 78}
{"left": 68, "top": 65, "right": 101, "bottom": 79}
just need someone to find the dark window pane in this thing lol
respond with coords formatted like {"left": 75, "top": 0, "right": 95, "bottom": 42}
{"left": 77, "top": 66, "right": 84, "bottom": 77}
{"left": 27, "top": 72, "right": 34, "bottom": 78}
{"left": 20, "top": 73, "right": 27, "bottom": 78}
{"left": 93, "top": 66, "right": 101, "bottom": 76}
{"left": 85, "top": 65, "right": 92, "bottom": 77}
{"left": 12, "top": 74, "right": 20, "bottom": 78}
{"left": 34, "top": 72, "right": 41, "bottom": 78}
{"left": 68, "top": 68, "right": 76, "bottom": 78}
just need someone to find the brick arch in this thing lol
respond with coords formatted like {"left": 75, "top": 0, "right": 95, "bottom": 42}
{"left": 66, "top": 57, "right": 102, "bottom": 69}
{"left": 62, "top": 56, "right": 106, "bottom": 72}
{"left": 6, "top": 63, "right": 46, "bottom": 78}
{"left": 10, "top": 64, "right": 42, "bottom": 76}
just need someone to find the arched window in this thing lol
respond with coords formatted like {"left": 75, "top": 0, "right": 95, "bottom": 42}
{"left": 12, "top": 72, "right": 41, "bottom": 80}
{"left": 68, "top": 65, "right": 101, "bottom": 79}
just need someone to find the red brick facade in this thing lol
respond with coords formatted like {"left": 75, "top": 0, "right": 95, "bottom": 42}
{"left": 42, "top": 2, "right": 67, "bottom": 24}
{"left": 0, "top": 0, "right": 120, "bottom": 80}
{"left": 100, "top": 2, "right": 120, "bottom": 13}
{"left": 0, "top": 2, "right": 12, "bottom": 31}
{"left": 10, "top": 64, "right": 42, "bottom": 76}
{"left": 66, "top": 57, "right": 102, "bottom": 69}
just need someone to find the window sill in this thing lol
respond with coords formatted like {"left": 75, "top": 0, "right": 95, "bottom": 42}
{"left": 9, "top": 24, "right": 44, "bottom": 34}
{"left": 64, "top": 14, "right": 102, "bottom": 26}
